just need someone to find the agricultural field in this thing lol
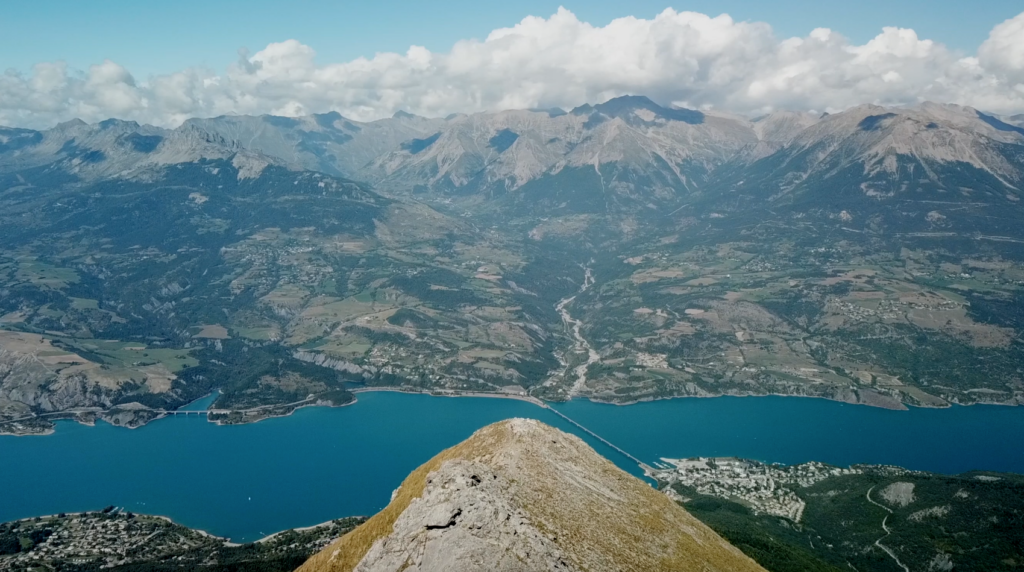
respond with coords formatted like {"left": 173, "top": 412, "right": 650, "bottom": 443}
{"left": 561, "top": 231, "right": 1024, "bottom": 408}
{"left": 0, "top": 161, "right": 575, "bottom": 433}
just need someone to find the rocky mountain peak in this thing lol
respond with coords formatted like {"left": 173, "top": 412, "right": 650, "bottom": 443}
{"left": 751, "top": 110, "right": 820, "bottom": 142}
{"left": 97, "top": 118, "right": 142, "bottom": 131}
{"left": 297, "top": 419, "right": 765, "bottom": 572}
{"left": 52, "top": 118, "right": 88, "bottom": 131}
{"left": 772, "top": 102, "right": 1024, "bottom": 180}
{"left": 570, "top": 95, "right": 705, "bottom": 127}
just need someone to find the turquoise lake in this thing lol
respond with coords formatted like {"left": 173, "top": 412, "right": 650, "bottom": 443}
{"left": 2, "top": 392, "right": 1023, "bottom": 542}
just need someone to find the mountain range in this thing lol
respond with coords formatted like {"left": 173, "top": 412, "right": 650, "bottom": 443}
{"left": 7, "top": 95, "right": 1022, "bottom": 209}
{"left": 2, "top": 95, "right": 1024, "bottom": 434}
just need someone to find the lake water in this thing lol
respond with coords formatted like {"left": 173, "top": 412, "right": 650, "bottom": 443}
{"left": 2, "top": 392, "right": 1023, "bottom": 542}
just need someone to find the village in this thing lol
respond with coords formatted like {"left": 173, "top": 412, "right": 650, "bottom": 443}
{"left": 649, "top": 457, "right": 865, "bottom": 522}
{"left": 0, "top": 509, "right": 222, "bottom": 569}
{"left": 0, "top": 509, "right": 362, "bottom": 571}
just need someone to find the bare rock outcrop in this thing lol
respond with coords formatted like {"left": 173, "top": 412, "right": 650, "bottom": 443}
{"left": 354, "top": 460, "right": 570, "bottom": 571}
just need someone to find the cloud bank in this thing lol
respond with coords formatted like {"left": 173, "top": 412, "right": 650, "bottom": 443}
{"left": 3, "top": 7, "right": 1024, "bottom": 129}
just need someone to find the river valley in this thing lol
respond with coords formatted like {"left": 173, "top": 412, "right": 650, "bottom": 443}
{"left": 553, "top": 266, "right": 601, "bottom": 397}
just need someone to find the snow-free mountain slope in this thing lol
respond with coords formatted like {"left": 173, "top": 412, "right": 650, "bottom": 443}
{"left": 183, "top": 111, "right": 446, "bottom": 176}
{"left": 708, "top": 101, "right": 1024, "bottom": 214}
{"left": 363, "top": 96, "right": 759, "bottom": 214}
{"left": 0, "top": 117, "right": 284, "bottom": 183}
{"left": 6, "top": 97, "right": 1023, "bottom": 213}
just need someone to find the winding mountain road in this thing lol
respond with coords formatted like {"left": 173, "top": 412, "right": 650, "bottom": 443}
{"left": 865, "top": 486, "right": 911, "bottom": 572}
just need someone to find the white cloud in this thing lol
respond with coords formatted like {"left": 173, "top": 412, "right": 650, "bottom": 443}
{"left": 2, "top": 7, "right": 1024, "bottom": 129}
{"left": 978, "top": 12, "right": 1024, "bottom": 85}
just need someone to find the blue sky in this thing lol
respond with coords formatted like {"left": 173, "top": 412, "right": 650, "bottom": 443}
{"left": 2, "top": 0, "right": 1021, "bottom": 77}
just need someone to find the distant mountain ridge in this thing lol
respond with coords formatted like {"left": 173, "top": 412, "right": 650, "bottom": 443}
{"left": 4, "top": 96, "right": 1023, "bottom": 217}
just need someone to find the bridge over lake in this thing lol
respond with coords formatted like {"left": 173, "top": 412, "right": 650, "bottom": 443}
{"left": 540, "top": 404, "right": 652, "bottom": 472}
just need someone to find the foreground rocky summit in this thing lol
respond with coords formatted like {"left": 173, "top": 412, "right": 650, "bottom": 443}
{"left": 297, "top": 418, "right": 764, "bottom": 572}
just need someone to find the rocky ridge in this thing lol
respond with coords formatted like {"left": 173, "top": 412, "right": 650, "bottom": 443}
{"left": 5, "top": 96, "right": 1022, "bottom": 214}
{"left": 297, "top": 418, "right": 765, "bottom": 572}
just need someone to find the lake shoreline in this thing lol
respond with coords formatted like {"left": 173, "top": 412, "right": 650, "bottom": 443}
{"left": 583, "top": 390, "right": 909, "bottom": 410}
{"left": 4, "top": 383, "right": 1022, "bottom": 437}
{"left": 349, "top": 386, "right": 547, "bottom": 407}
{"left": 583, "top": 389, "right": 1024, "bottom": 410}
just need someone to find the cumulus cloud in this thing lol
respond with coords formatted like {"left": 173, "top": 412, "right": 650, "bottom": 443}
{"left": 2, "top": 7, "right": 1024, "bottom": 129}
{"left": 979, "top": 11, "right": 1024, "bottom": 85}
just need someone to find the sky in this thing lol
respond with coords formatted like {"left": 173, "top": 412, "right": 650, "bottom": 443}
{"left": 2, "top": 1, "right": 1024, "bottom": 127}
